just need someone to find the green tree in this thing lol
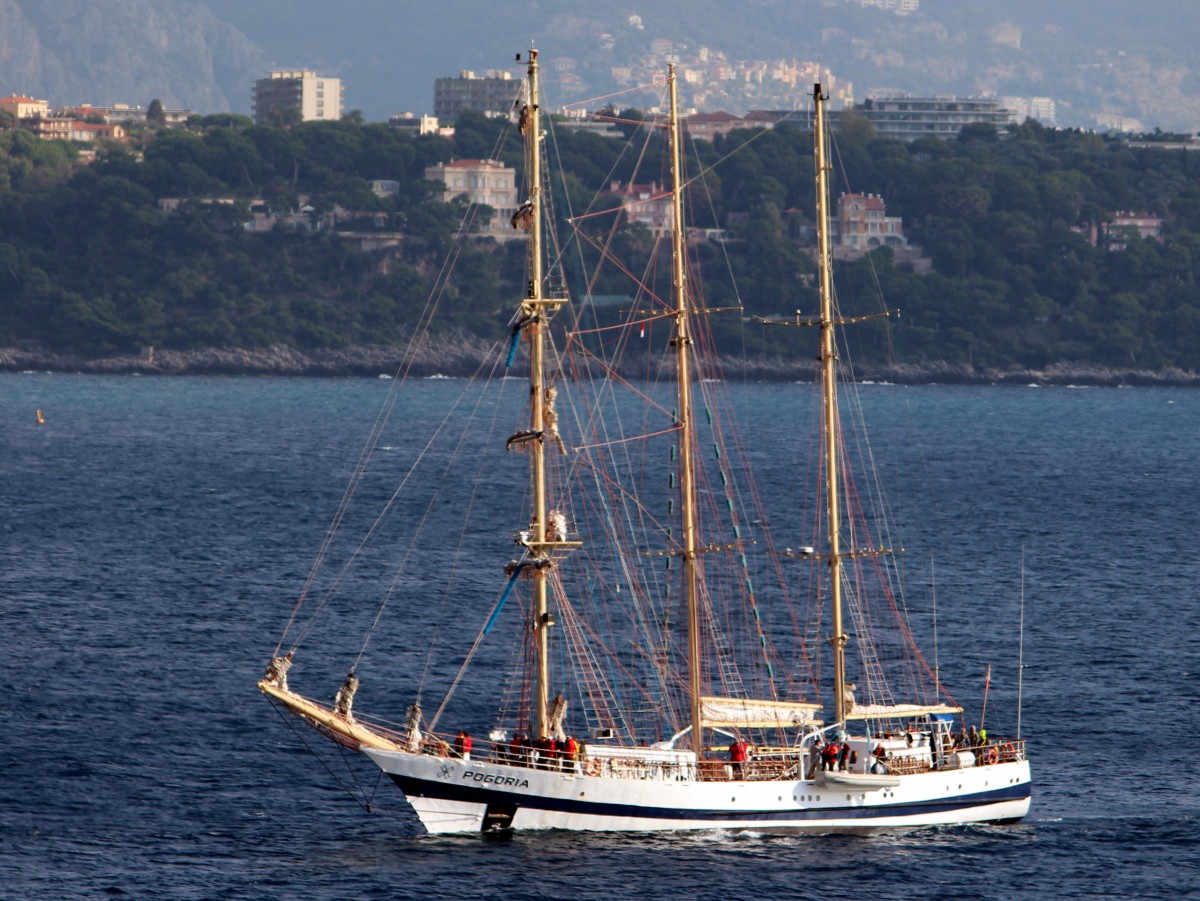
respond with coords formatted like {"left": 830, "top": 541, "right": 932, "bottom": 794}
{"left": 147, "top": 99, "right": 166, "bottom": 127}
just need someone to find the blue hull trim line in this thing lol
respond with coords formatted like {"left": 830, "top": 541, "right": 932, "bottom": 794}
{"left": 389, "top": 775, "right": 1031, "bottom": 824}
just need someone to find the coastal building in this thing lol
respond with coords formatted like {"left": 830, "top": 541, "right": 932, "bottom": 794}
{"left": 1103, "top": 212, "right": 1164, "bottom": 251}
{"left": 555, "top": 109, "right": 623, "bottom": 139}
{"left": 68, "top": 121, "right": 127, "bottom": 143}
{"left": 608, "top": 180, "right": 673, "bottom": 235}
{"left": 252, "top": 70, "right": 343, "bottom": 125}
{"left": 833, "top": 193, "right": 908, "bottom": 254}
{"left": 433, "top": 70, "right": 520, "bottom": 120}
{"left": 682, "top": 109, "right": 794, "bottom": 140}
{"left": 3, "top": 96, "right": 133, "bottom": 143}
{"left": 24, "top": 116, "right": 72, "bottom": 141}
{"left": 424, "top": 158, "right": 519, "bottom": 241}
{"left": 853, "top": 95, "right": 1015, "bottom": 142}
{"left": 683, "top": 111, "right": 751, "bottom": 140}
{"left": 388, "top": 112, "right": 446, "bottom": 136}
{"left": 0, "top": 94, "right": 50, "bottom": 119}
{"left": 1003, "top": 96, "right": 1058, "bottom": 127}
{"left": 59, "top": 103, "right": 191, "bottom": 127}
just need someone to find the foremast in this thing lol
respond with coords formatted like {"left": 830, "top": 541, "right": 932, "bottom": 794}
{"left": 666, "top": 65, "right": 705, "bottom": 756}
{"left": 813, "top": 82, "right": 850, "bottom": 726}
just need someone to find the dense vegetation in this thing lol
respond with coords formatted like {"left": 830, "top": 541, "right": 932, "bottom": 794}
{"left": 0, "top": 111, "right": 1198, "bottom": 371}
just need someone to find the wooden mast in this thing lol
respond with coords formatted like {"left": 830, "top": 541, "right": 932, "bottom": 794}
{"left": 667, "top": 65, "right": 704, "bottom": 755}
{"left": 813, "top": 82, "right": 850, "bottom": 725}
{"left": 525, "top": 47, "right": 553, "bottom": 740}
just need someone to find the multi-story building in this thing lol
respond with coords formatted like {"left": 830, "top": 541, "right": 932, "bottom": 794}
{"left": 389, "top": 112, "right": 445, "bottom": 136}
{"left": 852, "top": 95, "right": 1015, "bottom": 142}
{"left": 433, "top": 70, "right": 520, "bottom": 120}
{"left": 1003, "top": 96, "right": 1058, "bottom": 127}
{"left": 0, "top": 95, "right": 50, "bottom": 119}
{"left": 424, "top": 158, "right": 519, "bottom": 240}
{"left": 24, "top": 117, "right": 72, "bottom": 141}
{"left": 1103, "top": 212, "right": 1164, "bottom": 251}
{"left": 833, "top": 193, "right": 908, "bottom": 254}
{"left": 59, "top": 103, "right": 192, "bottom": 127}
{"left": 68, "top": 122, "right": 127, "bottom": 143}
{"left": 554, "top": 109, "right": 623, "bottom": 139}
{"left": 680, "top": 109, "right": 793, "bottom": 140}
{"left": 252, "top": 70, "right": 343, "bottom": 125}
{"left": 608, "top": 180, "right": 673, "bottom": 235}
{"left": 683, "top": 111, "right": 751, "bottom": 141}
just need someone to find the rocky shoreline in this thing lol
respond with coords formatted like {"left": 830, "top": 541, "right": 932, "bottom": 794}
{"left": 3, "top": 343, "right": 1199, "bottom": 387}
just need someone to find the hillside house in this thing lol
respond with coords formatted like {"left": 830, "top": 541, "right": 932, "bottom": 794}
{"left": 833, "top": 193, "right": 908, "bottom": 254}
{"left": 609, "top": 180, "right": 673, "bottom": 234}
{"left": 425, "top": 159, "right": 519, "bottom": 240}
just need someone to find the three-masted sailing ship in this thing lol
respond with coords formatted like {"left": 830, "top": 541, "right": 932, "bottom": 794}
{"left": 258, "top": 50, "right": 1032, "bottom": 834}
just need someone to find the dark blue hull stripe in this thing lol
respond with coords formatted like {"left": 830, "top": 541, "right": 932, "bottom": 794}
{"left": 389, "top": 775, "right": 1031, "bottom": 824}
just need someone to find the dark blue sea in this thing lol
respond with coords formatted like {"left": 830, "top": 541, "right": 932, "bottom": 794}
{"left": 2, "top": 373, "right": 1197, "bottom": 900}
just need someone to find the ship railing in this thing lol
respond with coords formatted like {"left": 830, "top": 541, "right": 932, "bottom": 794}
{"left": 697, "top": 757, "right": 805, "bottom": 782}
{"left": 881, "top": 755, "right": 933, "bottom": 776}
{"left": 406, "top": 731, "right": 580, "bottom": 771}
{"left": 923, "top": 738, "right": 1028, "bottom": 771}
{"left": 417, "top": 735, "right": 697, "bottom": 781}
{"left": 979, "top": 738, "right": 1026, "bottom": 764}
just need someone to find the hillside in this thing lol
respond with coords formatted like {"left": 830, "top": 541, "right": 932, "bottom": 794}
{"left": 0, "top": 1, "right": 1197, "bottom": 132}
{"left": 1, "top": 113, "right": 1199, "bottom": 379}
{"left": 0, "top": 0, "right": 266, "bottom": 113}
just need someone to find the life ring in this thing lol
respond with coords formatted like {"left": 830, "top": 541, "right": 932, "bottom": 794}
{"left": 1001, "top": 743, "right": 1016, "bottom": 762}
{"left": 584, "top": 758, "right": 602, "bottom": 776}
{"left": 985, "top": 746, "right": 999, "bottom": 765}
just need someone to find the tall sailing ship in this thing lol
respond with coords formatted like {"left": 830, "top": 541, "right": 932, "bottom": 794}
{"left": 258, "top": 50, "right": 1032, "bottom": 834}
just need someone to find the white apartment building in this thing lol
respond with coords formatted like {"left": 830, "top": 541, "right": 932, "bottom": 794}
{"left": 854, "top": 95, "right": 1015, "bottom": 142}
{"left": 252, "top": 70, "right": 343, "bottom": 125}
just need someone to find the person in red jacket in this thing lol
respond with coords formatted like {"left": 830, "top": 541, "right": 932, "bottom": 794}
{"left": 822, "top": 740, "right": 841, "bottom": 771}
{"left": 454, "top": 730, "right": 473, "bottom": 761}
{"left": 729, "top": 737, "right": 749, "bottom": 778}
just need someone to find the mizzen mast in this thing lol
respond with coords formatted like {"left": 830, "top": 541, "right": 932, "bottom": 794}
{"left": 666, "top": 65, "right": 705, "bottom": 755}
{"left": 813, "top": 82, "right": 850, "bottom": 726}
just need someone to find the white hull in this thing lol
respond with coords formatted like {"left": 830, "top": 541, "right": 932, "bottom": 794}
{"left": 364, "top": 748, "right": 1031, "bottom": 835}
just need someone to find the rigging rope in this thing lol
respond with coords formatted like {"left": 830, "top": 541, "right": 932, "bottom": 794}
{"left": 268, "top": 699, "right": 375, "bottom": 814}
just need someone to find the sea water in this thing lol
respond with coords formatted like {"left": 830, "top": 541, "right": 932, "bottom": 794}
{"left": 0, "top": 373, "right": 1196, "bottom": 900}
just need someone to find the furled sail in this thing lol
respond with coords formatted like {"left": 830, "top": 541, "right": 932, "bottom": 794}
{"left": 700, "top": 696, "right": 822, "bottom": 729}
{"left": 845, "top": 703, "right": 962, "bottom": 720}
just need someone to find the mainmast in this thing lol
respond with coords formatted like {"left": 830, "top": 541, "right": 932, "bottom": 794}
{"left": 524, "top": 48, "right": 553, "bottom": 739}
{"left": 814, "top": 82, "right": 850, "bottom": 726}
{"left": 667, "top": 65, "right": 704, "bottom": 755}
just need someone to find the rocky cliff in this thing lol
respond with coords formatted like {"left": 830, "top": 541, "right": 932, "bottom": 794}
{"left": 0, "top": 0, "right": 267, "bottom": 114}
